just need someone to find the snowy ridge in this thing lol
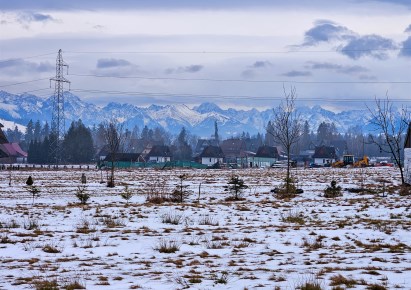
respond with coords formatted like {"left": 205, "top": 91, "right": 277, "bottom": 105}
{"left": 0, "top": 90, "right": 377, "bottom": 137}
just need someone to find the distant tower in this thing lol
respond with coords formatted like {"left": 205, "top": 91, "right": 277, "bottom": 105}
{"left": 214, "top": 120, "right": 219, "bottom": 145}
{"left": 50, "top": 49, "right": 70, "bottom": 165}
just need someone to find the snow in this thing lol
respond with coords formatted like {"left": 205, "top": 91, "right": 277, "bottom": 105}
{"left": 0, "top": 167, "right": 410, "bottom": 289}
{"left": 148, "top": 104, "right": 204, "bottom": 126}
{"left": 0, "top": 118, "right": 26, "bottom": 132}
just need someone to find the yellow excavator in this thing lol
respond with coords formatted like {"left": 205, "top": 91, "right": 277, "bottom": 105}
{"left": 353, "top": 156, "right": 369, "bottom": 167}
{"left": 332, "top": 155, "right": 354, "bottom": 168}
{"left": 332, "top": 155, "right": 369, "bottom": 168}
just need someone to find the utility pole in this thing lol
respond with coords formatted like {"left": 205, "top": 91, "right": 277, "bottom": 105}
{"left": 50, "top": 49, "right": 70, "bottom": 167}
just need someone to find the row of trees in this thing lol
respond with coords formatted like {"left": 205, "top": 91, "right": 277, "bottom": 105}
{"left": 266, "top": 87, "right": 410, "bottom": 190}
{"left": 27, "top": 120, "right": 94, "bottom": 164}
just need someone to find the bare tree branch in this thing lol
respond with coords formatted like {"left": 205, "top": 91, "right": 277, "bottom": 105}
{"left": 367, "top": 95, "right": 409, "bottom": 184}
{"left": 267, "top": 86, "right": 302, "bottom": 194}
{"left": 103, "top": 119, "right": 127, "bottom": 187}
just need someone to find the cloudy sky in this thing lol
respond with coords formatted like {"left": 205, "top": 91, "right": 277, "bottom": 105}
{"left": 1, "top": 0, "right": 411, "bottom": 111}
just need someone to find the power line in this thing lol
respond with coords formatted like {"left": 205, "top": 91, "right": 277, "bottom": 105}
{"left": 0, "top": 78, "right": 50, "bottom": 88}
{"left": 5, "top": 86, "right": 410, "bottom": 104}
{"left": 65, "top": 47, "right": 411, "bottom": 54}
{"left": 0, "top": 52, "right": 56, "bottom": 64}
{"left": 68, "top": 73, "right": 411, "bottom": 84}
{"left": 70, "top": 87, "right": 411, "bottom": 103}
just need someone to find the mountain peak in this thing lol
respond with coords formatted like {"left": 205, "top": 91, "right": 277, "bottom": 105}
{"left": 194, "top": 102, "right": 223, "bottom": 114}
{"left": 0, "top": 90, "right": 377, "bottom": 137}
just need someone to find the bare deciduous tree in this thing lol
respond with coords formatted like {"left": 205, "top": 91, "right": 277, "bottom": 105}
{"left": 267, "top": 86, "right": 302, "bottom": 195}
{"left": 103, "top": 119, "right": 126, "bottom": 187}
{"left": 368, "top": 96, "right": 409, "bottom": 184}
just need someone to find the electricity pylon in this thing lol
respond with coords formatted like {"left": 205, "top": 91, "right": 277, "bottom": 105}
{"left": 50, "top": 49, "right": 70, "bottom": 166}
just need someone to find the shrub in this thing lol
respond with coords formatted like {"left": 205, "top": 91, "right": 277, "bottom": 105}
{"left": 329, "top": 274, "right": 357, "bottom": 287}
{"left": 198, "top": 214, "right": 219, "bottom": 226}
{"left": 154, "top": 238, "right": 181, "bottom": 253}
{"left": 224, "top": 175, "right": 248, "bottom": 201}
{"left": 366, "top": 284, "right": 387, "bottom": 290}
{"left": 161, "top": 211, "right": 184, "bottom": 225}
{"left": 75, "top": 185, "right": 90, "bottom": 205}
{"left": 213, "top": 271, "right": 229, "bottom": 284}
{"left": 23, "top": 217, "right": 39, "bottom": 230}
{"left": 120, "top": 185, "right": 134, "bottom": 204}
{"left": 26, "top": 175, "right": 33, "bottom": 186}
{"left": 42, "top": 243, "right": 62, "bottom": 253}
{"left": 61, "top": 277, "right": 86, "bottom": 290}
{"left": 171, "top": 174, "right": 191, "bottom": 203}
{"left": 144, "top": 177, "right": 170, "bottom": 204}
{"left": 273, "top": 178, "right": 301, "bottom": 199}
{"left": 101, "top": 215, "right": 126, "bottom": 228}
{"left": 324, "top": 180, "right": 342, "bottom": 198}
{"left": 32, "top": 278, "right": 59, "bottom": 290}
{"left": 280, "top": 209, "right": 305, "bottom": 225}
{"left": 296, "top": 275, "right": 323, "bottom": 290}
{"left": 299, "top": 282, "right": 323, "bottom": 290}
{"left": 399, "top": 184, "right": 411, "bottom": 196}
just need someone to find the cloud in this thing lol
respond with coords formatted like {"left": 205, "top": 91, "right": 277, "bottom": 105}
{"left": 0, "top": 59, "right": 53, "bottom": 75}
{"left": 241, "top": 60, "right": 274, "bottom": 78}
{"left": 239, "top": 60, "right": 271, "bottom": 79}
{"left": 339, "top": 35, "right": 397, "bottom": 60}
{"left": 165, "top": 64, "right": 203, "bottom": 74}
{"left": 282, "top": 70, "right": 312, "bottom": 77}
{"left": 17, "top": 12, "right": 54, "bottom": 23}
{"left": 93, "top": 58, "right": 146, "bottom": 76}
{"left": 405, "top": 24, "right": 411, "bottom": 33}
{"left": 399, "top": 36, "right": 411, "bottom": 57}
{"left": 302, "top": 20, "right": 354, "bottom": 46}
{"left": 252, "top": 61, "right": 273, "bottom": 68}
{"left": 299, "top": 20, "right": 398, "bottom": 60}
{"left": 305, "top": 61, "right": 368, "bottom": 74}
{"left": 97, "top": 58, "right": 131, "bottom": 69}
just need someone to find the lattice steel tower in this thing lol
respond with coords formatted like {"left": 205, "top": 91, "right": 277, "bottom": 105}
{"left": 50, "top": 49, "right": 70, "bottom": 165}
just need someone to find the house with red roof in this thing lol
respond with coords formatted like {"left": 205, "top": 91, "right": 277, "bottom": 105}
{"left": 0, "top": 123, "right": 28, "bottom": 163}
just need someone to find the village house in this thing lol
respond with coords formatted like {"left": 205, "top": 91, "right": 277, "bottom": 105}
{"left": 147, "top": 145, "right": 172, "bottom": 163}
{"left": 312, "top": 145, "right": 338, "bottom": 166}
{"left": 220, "top": 138, "right": 247, "bottom": 164}
{"left": 252, "top": 145, "right": 280, "bottom": 168}
{"left": 193, "top": 139, "right": 219, "bottom": 157}
{"left": 199, "top": 145, "right": 224, "bottom": 166}
{"left": 0, "top": 123, "right": 27, "bottom": 164}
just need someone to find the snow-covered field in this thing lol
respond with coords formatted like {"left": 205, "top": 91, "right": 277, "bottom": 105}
{"left": 0, "top": 167, "right": 410, "bottom": 290}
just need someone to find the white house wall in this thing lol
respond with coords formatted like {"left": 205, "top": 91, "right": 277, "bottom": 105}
{"left": 149, "top": 156, "right": 171, "bottom": 163}
{"left": 201, "top": 157, "right": 223, "bottom": 166}
{"left": 404, "top": 148, "right": 411, "bottom": 184}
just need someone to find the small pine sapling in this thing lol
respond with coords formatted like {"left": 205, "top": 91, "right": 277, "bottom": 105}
{"left": 172, "top": 174, "right": 191, "bottom": 203}
{"left": 75, "top": 185, "right": 90, "bottom": 205}
{"left": 324, "top": 180, "right": 342, "bottom": 198}
{"left": 26, "top": 175, "right": 34, "bottom": 186}
{"left": 120, "top": 185, "right": 134, "bottom": 204}
{"left": 224, "top": 175, "right": 248, "bottom": 201}
{"left": 272, "top": 177, "right": 302, "bottom": 199}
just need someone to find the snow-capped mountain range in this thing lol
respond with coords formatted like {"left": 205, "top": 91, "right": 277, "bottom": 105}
{"left": 0, "top": 90, "right": 375, "bottom": 137}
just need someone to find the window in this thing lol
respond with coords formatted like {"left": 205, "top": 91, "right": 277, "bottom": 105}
{"left": 210, "top": 158, "right": 212, "bottom": 162}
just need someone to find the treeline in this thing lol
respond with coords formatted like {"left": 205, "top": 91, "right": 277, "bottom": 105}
{"left": 4, "top": 118, "right": 394, "bottom": 165}
{"left": 27, "top": 120, "right": 94, "bottom": 164}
